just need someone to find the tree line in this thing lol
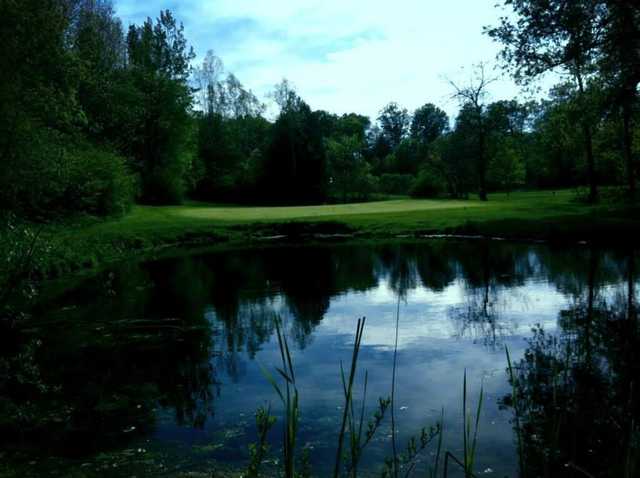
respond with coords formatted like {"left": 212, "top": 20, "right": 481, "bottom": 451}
{"left": 1, "top": 0, "right": 638, "bottom": 221}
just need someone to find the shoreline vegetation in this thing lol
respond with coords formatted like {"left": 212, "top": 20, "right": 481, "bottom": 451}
{"left": 16, "top": 189, "right": 640, "bottom": 279}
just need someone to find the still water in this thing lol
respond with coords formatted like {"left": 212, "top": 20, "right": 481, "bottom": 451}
{"left": 3, "top": 240, "right": 639, "bottom": 477}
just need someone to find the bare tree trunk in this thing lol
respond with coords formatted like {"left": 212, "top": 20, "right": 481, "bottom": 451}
{"left": 476, "top": 108, "right": 488, "bottom": 201}
{"left": 584, "top": 122, "right": 597, "bottom": 203}
{"left": 576, "top": 72, "right": 598, "bottom": 203}
{"left": 623, "top": 98, "right": 636, "bottom": 200}
{"left": 613, "top": 1, "right": 639, "bottom": 201}
{"left": 478, "top": 129, "right": 488, "bottom": 201}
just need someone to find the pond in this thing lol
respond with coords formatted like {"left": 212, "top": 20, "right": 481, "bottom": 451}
{"left": 2, "top": 240, "right": 639, "bottom": 477}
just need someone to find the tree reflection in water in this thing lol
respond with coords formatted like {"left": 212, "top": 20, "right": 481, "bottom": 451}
{"left": 503, "top": 247, "right": 640, "bottom": 477}
{"left": 2, "top": 241, "right": 639, "bottom": 476}
{"left": 447, "top": 241, "right": 536, "bottom": 347}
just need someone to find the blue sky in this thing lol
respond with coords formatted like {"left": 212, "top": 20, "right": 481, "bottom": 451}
{"left": 114, "top": 0, "right": 554, "bottom": 120}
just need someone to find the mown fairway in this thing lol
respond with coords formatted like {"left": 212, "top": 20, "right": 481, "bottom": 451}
{"left": 80, "top": 189, "right": 613, "bottom": 235}
{"left": 173, "top": 197, "right": 483, "bottom": 221}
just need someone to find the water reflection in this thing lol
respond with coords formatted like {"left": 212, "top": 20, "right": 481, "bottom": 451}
{"left": 502, "top": 247, "right": 640, "bottom": 478}
{"left": 1, "top": 241, "right": 639, "bottom": 476}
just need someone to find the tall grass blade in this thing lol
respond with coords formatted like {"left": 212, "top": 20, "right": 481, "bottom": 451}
{"left": 463, "top": 370, "right": 468, "bottom": 474}
{"left": 246, "top": 405, "right": 276, "bottom": 478}
{"left": 390, "top": 296, "right": 401, "bottom": 478}
{"left": 260, "top": 318, "right": 299, "bottom": 478}
{"left": 428, "top": 408, "right": 445, "bottom": 478}
{"left": 444, "top": 451, "right": 481, "bottom": 478}
{"left": 505, "top": 345, "right": 525, "bottom": 477}
{"left": 259, "top": 363, "right": 285, "bottom": 403}
{"left": 333, "top": 317, "right": 366, "bottom": 478}
{"left": 469, "top": 381, "right": 483, "bottom": 472}
{"left": 462, "top": 369, "right": 483, "bottom": 478}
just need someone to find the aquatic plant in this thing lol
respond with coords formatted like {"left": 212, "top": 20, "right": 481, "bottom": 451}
{"left": 246, "top": 405, "right": 277, "bottom": 478}
{"left": 379, "top": 297, "right": 444, "bottom": 478}
{"left": 381, "top": 422, "right": 441, "bottom": 478}
{"left": 389, "top": 298, "right": 401, "bottom": 478}
{"left": 505, "top": 345, "right": 525, "bottom": 477}
{"left": 462, "top": 369, "right": 484, "bottom": 477}
{"left": 334, "top": 316, "right": 368, "bottom": 478}
{"left": 260, "top": 319, "right": 299, "bottom": 478}
{"left": 259, "top": 313, "right": 449, "bottom": 478}
{"left": 441, "top": 371, "right": 483, "bottom": 478}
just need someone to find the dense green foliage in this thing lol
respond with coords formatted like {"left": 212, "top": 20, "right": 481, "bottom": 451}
{"left": 1, "top": 1, "right": 195, "bottom": 218}
{"left": 0, "top": 0, "right": 135, "bottom": 218}
{"left": 263, "top": 85, "right": 328, "bottom": 203}
{"left": 1, "top": 0, "right": 638, "bottom": 223}
{"left": 486, "top": 0, "right": 640, "bottom": 202}
{"left": 124, "top": 12, "right": 195, "bottom": 204}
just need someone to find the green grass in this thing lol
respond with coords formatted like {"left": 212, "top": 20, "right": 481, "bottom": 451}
{"left": 72, "top": 190, "right": 636, "bottom": 234}
{"left": 35, "top": 190, "right": 640, "bottom": 277}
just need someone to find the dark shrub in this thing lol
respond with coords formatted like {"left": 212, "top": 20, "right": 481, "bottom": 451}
{"left": 409, "top": 167, "right": 445, "bottom": 198}
{"left": 379, "top": 173, "right": 414, "bottom": 195}
{"left": 0, "top": 135, "right": 135, "bottom": 218}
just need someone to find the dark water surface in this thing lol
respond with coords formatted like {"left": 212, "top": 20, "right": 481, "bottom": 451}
{"left": 3, "top": 240, "right": 639, "bottom": 477}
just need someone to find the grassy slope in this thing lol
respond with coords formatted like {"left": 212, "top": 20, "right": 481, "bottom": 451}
{"left": 41, "top": 190, "right": 640, "bottom": 276}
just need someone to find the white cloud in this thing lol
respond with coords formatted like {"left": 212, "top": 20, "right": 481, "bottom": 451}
{"left": 114, "top": 0, "right": 556, "bottom": 120}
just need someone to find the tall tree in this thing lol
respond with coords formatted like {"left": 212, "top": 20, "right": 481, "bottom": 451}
{"left": 194, "top": 50, "right": 224, "bottom": 114}
{"left": 432, "top": 113, "right": 476, "bottom": 198}
{"left": 192, "top": 52, "right": 267, "bottom": 199}
{"left": 326, "top": 135, "right": 375, "bottom": 202}
{"left": 486, "top": 0, "right": 604, "bottom": 202}
{"left": 70, "top": 0, "right": 129, "bottom": 143}
{"left": 126, "top": 10, "right": 195, "bottom": 204}
{"left": 377, "top": 102, "right": 410, "bottom": 151}
{"left": 449, "top": 64, "right": 496, "bottom": 201}
{"left": 486, "top": 100, "right": 530, "bottom": 191}
{"left": 263, "top": 83, "right": 327, "bottom": 203}
{"left": 529, "top": 86, "right": 589, "bottom": 188}
{"left": 599, "top": 1, "right": 640, "bottom": 198}
{"left": 410, "top": 103, "right": 449, "bottom": 145}
{"left": 0, "top": 0, "right": 81, "bottom": 214}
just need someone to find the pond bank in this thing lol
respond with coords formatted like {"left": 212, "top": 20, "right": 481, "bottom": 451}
{"left": 26, "top": 191, "right": 640, "bottom": 278}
